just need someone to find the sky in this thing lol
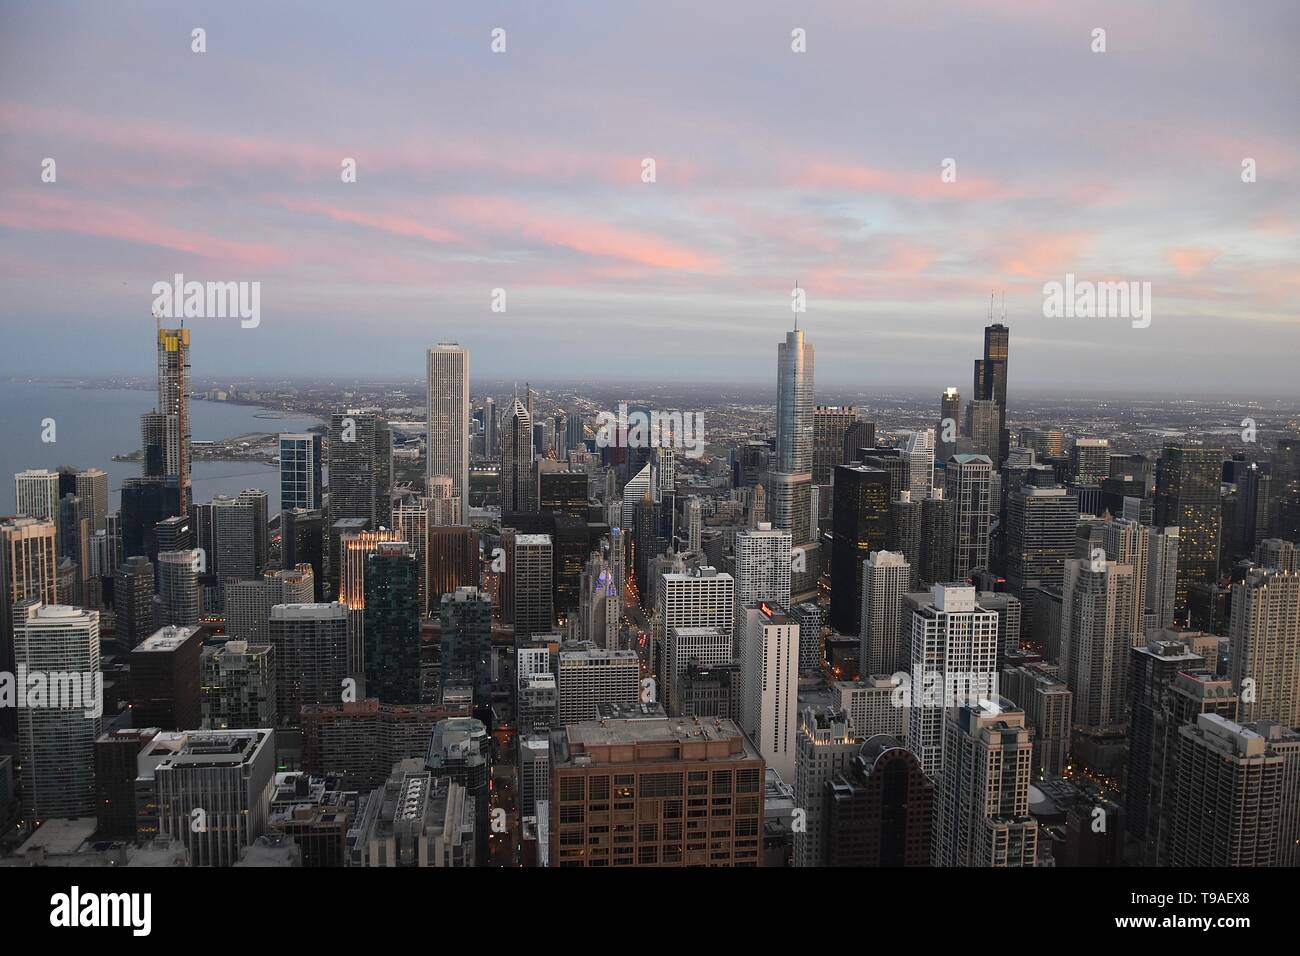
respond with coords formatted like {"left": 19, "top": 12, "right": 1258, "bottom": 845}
{"left": 0, "top": 0, "right": 1297, "bottom": 394}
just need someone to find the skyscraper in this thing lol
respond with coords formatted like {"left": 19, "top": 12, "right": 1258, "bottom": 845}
{"left": 823, "top": 736, "right": 934, "bottom": 866}
{"left": 1060, "top": 557, "right": 1136, "bottom": 731}
{"left": 859, "top": 550, "right": 911, "bottom": 675}
{"left": 327, "top": 410, "right": 393, "bottom": 530}
{"left": 1230, "top": 567, "right": 1300, "bottom": 729}
{"left": 793, "top": 706, "right": 861, "bottom": 867}
{"left": 268, "top": 603, "right": 349, "bottom": 726}
{"left": 440, "top": 586, "right": 493, "bottom": 710}
{"left": 1005, "top": 484, "right": 1078, "bottom": 594}
{"left": 1155, "top": 443, "right": 1222, "bottom": 606}
{"left": 829, "top": 464, "right": 890, "bottom": 634}
{"left": 944, "top": 454, "right": 993, "bottom": 581}
{"left": 511, "top": 533, "right": 554, "bottom": 642}
{"left": 363, "top": 542, "right": 422, "bottom": 705}
{"left": 741, "top": 602, "right": 799, "bottom": 782}
{"left": 279, "top": 433, "right": 323, "bottom": 511}
{"left": 733, "top": 522, "right": 793, "bottom": 634}
{"left": 971, "top": 320, "right": 1009, "bottom": 466}
{"left": 13, "top": 469, "right": 60, "bottom": 521}
{"left": 770, "top": 328, "right": 814, "bottom": 546}
{"left": 1145, "top": 526, "right": 1181, "bottom": 630}
{"left": 157, "top": 549, "right": 202, "bottom": 626}
{"left": 812, "top": 405, "right": 856, "bottom": 484}
{"left": 500, "top": 397, "right": 535, "bottom": 513}
{"left": 155, "top": 326, "right": 192, "bottom": 513}
{"left": 426, "top": 344, "right": 470, "bottom": 507}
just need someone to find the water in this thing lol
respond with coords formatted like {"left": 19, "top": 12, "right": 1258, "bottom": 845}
{"left": 0, "top": 380, "right": 323, "bottom": 513}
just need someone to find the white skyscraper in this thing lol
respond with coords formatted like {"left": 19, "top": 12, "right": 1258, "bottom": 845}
{"left": 1145, "top": 526, "right": 1180, "bottom": 631}
{"left": 14, "top": 469, "right": 60, "bottom": 521}
{"left": 663, "top": 625, "right": 732, "bottom": 715}
{"left": 1230, "top": 567, "right": 1300, "bottom": 729}
{"left": 426, "top": 344, "right": 470, "bottom": 507}
{"left": 13, "top": 602, "right": 102, "bottom": 820}
{"left": 859, "top": 550, "right": 911, "bottom": 674}
{"left": 733, "top": 522, "right": 793, "bottom": 650}
{"left": 686, "top": 496, "right": 702, "bottom": 555}
{"left": 901, "top": 428, "right": 936, "bottom": 499}
{"left": 1060, "top": 557, "right": 1136, "bottom": 731}
{"left": 655, "top": 566, "right": 734, "bottom": 702}
{"left": 905, "top": 584, "right": 1000, "bottom": 777}
{"left": 1105, "top": 517, "right": 1149, "bottom": 644}
{"left": 741, "top": 603, "right": 799, "bottom": 783}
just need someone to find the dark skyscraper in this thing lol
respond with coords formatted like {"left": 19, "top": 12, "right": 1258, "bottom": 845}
{"left": 327, "top": 410, "right": 394, "bottom": 530}
{"left": 363, "top": 542, "right": 422, "bottom": 704}
{"left": 830, "top": 464, "right": 891, "bottom": 634}
{"left": 824, "top": 736, "right": 934, "bottom": 866}
{"left": 1155, "top": 443, "right": 1222, "bottom": 606}
{"left": 972, "top": 321, "right": 1009, "bottom": 465}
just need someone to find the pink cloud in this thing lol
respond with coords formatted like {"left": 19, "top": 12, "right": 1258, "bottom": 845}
{"left": 1166, "top": 246, "right": 1220, "bottom": 277}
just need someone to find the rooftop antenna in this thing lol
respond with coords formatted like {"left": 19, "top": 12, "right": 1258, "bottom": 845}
{"left": 794, "top": 280, "right": 799, "bottom": 331}
{"left": 1001, "top": 289, "right": 1006, "bottom": 322}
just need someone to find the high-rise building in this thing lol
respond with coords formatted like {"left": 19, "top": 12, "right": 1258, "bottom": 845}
{"left": 440, "top": 586, "right": 493, "bottom": 710}
{"left": 1071, "top": 438, "right": 1110, "bottom": 485}
{"left": 823, "top": 735, "right": 934, "bottom": 866}
{"left": 301, "top": 699, "right": 464, "bottom": 790}
{"left": 936, "top": 387, "right": 961, "bottom": 463}
{"left": 556, "top": 643, "right": 641, "bottom": 722}
{"left": 829, "top": 464, "right": 890, "bottom": 634}
{"left": 1000, "top": 661, "right": 1072, "bottom": 777}
{"left": 905, "top": 584, "right": 999, "bottom": 776}
{"left": 971, "top": 321, "right": 1009, "bottom": 465}
{"left": 793, "top": 706, "right": 861, "bottom": 867}
{"left": 549, "top": 715, "right": 764, "bottom": 866}
{"left": 327, "top": 410, "right": 393, "bottom": 529}
{"left": 733, "top": 522, "right": 792, "bottom": 635}
{"left": 511, "top": 533, "right": 554, "bottom": 642}
{"left": 1104, "top": 517, "right": 1149, "bottom": 644}
{"left": 129, "top": 624, "right": 203, "bottom": 731}
{"left": 281, "top": 508, "right": 326, "bottom": 596}
{"left": 115, "top": 555, "right": 156, "bottom": 648}
{"left": 139, "top": 728, "right": 275, "bottom": 867}
{"left": 0, "top": 517, "right": 59, "bottom": 697}
{"left": 919, "top": 490, "right": 955, "bottom": 585}
{"left": 426, "top": 344, "right": 470, "bottom": 510}
{"left": 945, "top": 455, "right": 994, "bottom": 581}
{"left": 1155, "top": 443, "right": 1222, "bottom": 606}
{"left": 835, "top": 675, "right": 906, "bottom": 739}
{"left": 740, "top": 602, "right": 799, "bottom": 782}
{"left": 812, "top": 405, "right": 856, "bottom": 484}
{"left": 355, "top": 758, "right": 475, "bottom": 867}
{"left": 966, "top": 399, "right": 1001, "bottom": 462}
{"left": 656, "top": 566, "right": 734, "bottom": 696}
{"left": 933, "top": 697, "right": 1037, "bottom": 867}
{"left": 14, "top": 469, "right": 60, "bottom": 520}
{"left": 770, "top": 328, "right": 814, "bottom": 546}
{"left": 13, "top": 602, "right": 101, "bottom": 820}
{"left": 427, "top": 525, "right": 480, "bottom": 607}
{"left": 1145, "top": 526, "right": 1181, "bottom": 630}
{"left": 1060, "top": 557, "right": 1136, "bottom": 731}
{"left": 1005, "top": 484, "right": 1078, "bottom": 594}
{"left": 94, "top": 726, "right": 159, "bottom": 840}
{"left": 157, "top": 549, "right": 202, "bottom": 626}
{"left": 859, "top": 550, "right": 911, "bottom": 675}
{"left": 901, "top": 428, "right": 936, "bottom": 499}
{"left": 279, "top": 433, "right": 323, "bottom": 511}
{"left": 155, "top": 327, "right": 192, "bottom": 513}
{"left": 201, "top": 640, "right": 277, "bottom": 730}
{"left": 1230, "top": 567, "right": 1300, "bottom": 729}
{"left": 268, "top": 603, "right": 349, "bottom": 726}
{"left": 363, "top": 542, "right": 422, "bottom": 705}
{"left": 500, "top": 398, "right": 535, "bottom": 513}
{"left": 662, "top": 625, "right": 732, "bottom": 716}
{"left": 337, "top": 528, "right": 402, "bottom": 677}
{"left": 1167, "top": 713, "right": 1285, "bottom": 867}
{"left": 211, "top": 490, "right": 269, "bottom": 585}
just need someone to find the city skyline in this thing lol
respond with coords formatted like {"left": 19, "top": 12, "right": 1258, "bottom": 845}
{"left": 2, "top": 2, "right": 1297, "bottom": 391}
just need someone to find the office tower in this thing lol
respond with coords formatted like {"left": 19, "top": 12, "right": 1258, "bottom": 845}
{"left": 1000, "top": 661, "right": 1072, "bottom": 777}
{"left": 978, "top": 590, "right": 1023, "bottom": 667}
{"left": 140, "top": 728, "right": 275, "bottom": 867}
{"left": 500, "top": 398, "right": 535, "bottom": 513}
{"left": 841, "top": 420, "right": 875, "bottom": 463}
{"left": 327, "top": 409, "right": 393, "bottom": 529}
{"left": 859, "top": 550, "right": 910, "bottom": 674}
{"left": 793, "top": 706, "right": 861, "bottom": 867}
{"left": 619, "top": 460, "right": 652, "bottom": 532}
{"left": 901, "top": 428, "right": 936, "bottom": 499}
{"left": 770, "top": 328, "right": 814, "bottom": 546}
{"left": 1230, "top": 567, "right": 1300, "bottom": 728}
{"left": 14, "top": 468, "right": 60, "bottom": 520}
{"left": 269, "top": 603, "right": 349, "bottom": 726}
{"left": 944, "top": 454, "right": 993, "bottom": 581}
{"left": 1104, "top": 517, "right": 1149, "bottom": 644}
{"left": 390, "top": 498, "right": 430, "bottom": 613}
{"left": 301, "top": 699, "right": 464, "bottom": 790}
{"left": 556, "top": 643, "right": 640, "bottom": 721}
{"left": 153, "top": 326, "right": 192, "bottom": 512}
{"left": 157, "top": 549, "right": 201, "bottom": 626}
{"left": 1145, "top": 526, "right": 1180, "bottom": 629}
{"left": 1167, "top": 714, "right": 1283, "bottom": 867}
{"left": 363, "top": 542, "right": 421, "bottom": 705}
{"left": 225, "top": 564, "right": 315, "bottom": 644}
{"left": 279, "top": 433, "right": 323, "bottom": 511}
{"left": 1060, "top": 557, "right": 1136, "bottom": 731}
{"left": 518, "top": 670, "right": 558, "bottom": 737}
{"left": 905, "top": 584, "right": 1000, "bottom": 776}
{"left": 788, "top": 600, "right": 825, "bottom": 676}
{"left": 677, "top": 660, "right": 742, "bottom": 720}
{"left": 115, "top": 555, "right": 156, "bottom": 647}
{"left": 966, "top": 399, "right": 1001, "bottom": 462}
{"left": 1070, "top": 437, "right": 1110, "bottom": 485}
{"left": 683, "top": 496, "right": 702, "bottom": 555}
{"left": 354, "top": 758, "right": 475, "bottom": 867}
{"left": 579, "top": 545, "right": 621, "bottom": 649}
{"left": 482, "top": 396, "right": 499, "bottom": 460}
{"left": 733, "top": 522, "right": 793, "bottom": 629}
{"left": 201, "top": 640, "right": 276, "bottom": 730}
{"left": 210, "top": 490, "right": 269, "bottom": 585}
{"left": 426, "top": 344, "right": 470, "bottom": 509}
{"left": 829, "top": 464, "right": 890, "bottom": 634}
{"left": 129, "top": 624, "right": 203, "bottom": 730}
{"left": 511, "top": 533, "right": 554, "bottom": 641}
{"left": 337, "top": 528, "right": 402, "bottom": 677}
{"left": 1005, "top": 484, "right": 1078, "bottom": 595}
{"left": 12, "top": 602, "right": 101, "bottom": 820}
{"left": 425, "top": 716, "right": 491, "bottom": 861}
{"left": 95, "top": 727, "right": 160, "bottom": 840}
{"left": 661, "top": 626, "right": 732, "bottom": 715}
{"left": 139, "top": 408, "right": 172, "bottom": 479}
{"left": 279, "top": 509, "right": 324, "bottom": 591}
{"left": 71, "top": 466, "right": 109, "bottom": 531}
{"left": 154, "top": 512, "right": 192, "bottom": 558}
{"left": 1126, "top": 638, "right": 1237, "bottom": 866}
{"left": 972, "top": 321, "right": 1009, "bottom": 465}
{"left": 933, "top": 697, "right": 1037, "bottom": 867}
{"left": 824, "top": 736, "right": 934, "bottom": 866}
{"left": 812, "top": 405, "right": 856, "bottom": 484}
{"left": 427, "top": 525, "right": 479, "bottom": 606}
{"left": 835, "top": 675, "right": 906, "bottom": 739}
{"left": 518, "top": 734, "right": 551, "bottom": 819}
{"left": 741, "top": 603, "right": 799, "bottom": 782}
{"left": 549, "top": 715, "right": 764, "bottom": 866}
{"left": 119, "top": 476, "right": 181, "bottom": 560}
{"left": 565, "top": 409, "right": 585, "bottom": 455}
{"left": 656, "top": 565, "right": 734, "bottom": 695}
{"left": 537, "top": 470, "right": 588, "bottom": 517}
{"left": 440, "top": 587, "right": 493, "bottom": 710}
{"left": 936, "top": 387, "right": 961, "bottom": 463}
{"left": 1155, "top": 443, "right": 1222, "bottom": 605}
{"left": 1233, "top": 461, "right": 1271, "bottom": 559}
{"left": 919, "top": 490, "right": 955, "bottom": 585}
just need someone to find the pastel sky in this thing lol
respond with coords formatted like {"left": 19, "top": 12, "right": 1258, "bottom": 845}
{"left": 1, "top": 0, "right": 1297, "bottom": 394}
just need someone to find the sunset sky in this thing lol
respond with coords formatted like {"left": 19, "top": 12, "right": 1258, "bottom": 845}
{"left": 1, "top": 0, "right": 1296, "bottom": 393}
